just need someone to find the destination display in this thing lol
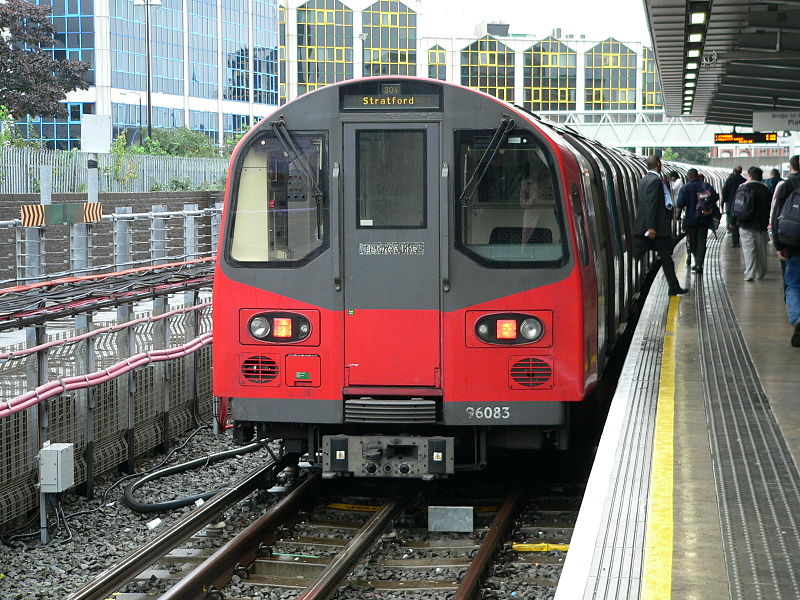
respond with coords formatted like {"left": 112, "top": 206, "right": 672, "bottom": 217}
{"left": 714, "top": 132, "right": 778, "bottom": 144}
{"left": 341, "top": 82, "right": 442, "bottom": 111}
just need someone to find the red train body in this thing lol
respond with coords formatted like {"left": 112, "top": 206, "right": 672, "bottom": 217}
{"left": 213, "top": 77, "right": 715, "bottom": 478}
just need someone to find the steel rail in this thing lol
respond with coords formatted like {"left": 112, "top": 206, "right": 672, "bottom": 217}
{"left": 159, "top": 473, "right": 321, "bottom": 600}
{"left": 296, "top": 495, "right": 404, "bottom": 600}
{"left": 451, "top": 486, "right": 525, "bottom": 600}
{"left": 63, "top": 451, "right": 296, "bottom": 600}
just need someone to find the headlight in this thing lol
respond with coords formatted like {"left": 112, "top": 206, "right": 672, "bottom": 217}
{"left": 249, "top": 316, "right": 270, "bottom": 339}
{"left": 519, "top": 318, "right": 544, "bottom": 341}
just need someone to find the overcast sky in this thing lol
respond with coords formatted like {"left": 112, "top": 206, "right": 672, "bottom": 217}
{"left": 424, "top": 0, "right": 653, "bottom": 47}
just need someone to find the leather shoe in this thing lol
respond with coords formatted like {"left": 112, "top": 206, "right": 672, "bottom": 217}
{"left": 669, "top": 287, "right": 689, "bottom": 296}
{"left": 792, "top": 322, "right": 800, "bottom": 348}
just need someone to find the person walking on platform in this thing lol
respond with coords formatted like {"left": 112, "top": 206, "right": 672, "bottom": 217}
{"left": 734, "top": 167, "right": 772, "bottom": 281}
{"left": 676, "top": 168, "right": 717, "bottom": 274}
{"left": 766, "top": 168, "right": 783, "bottom": 193}
{"left": 635, "top": 155, "right": 688, "bottom": 295}
{"left": 722, "top": 166, "right": 746, "bottom": 248}
{"left": 771, "top": 155, "right": 800, "bottom": 346}
{"left": 669, "top": 170, "right": 683, "bottom": 203}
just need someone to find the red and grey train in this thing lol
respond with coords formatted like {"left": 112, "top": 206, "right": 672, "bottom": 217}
{"left": 213, "top": 77, "right": 722, "bottom": 479}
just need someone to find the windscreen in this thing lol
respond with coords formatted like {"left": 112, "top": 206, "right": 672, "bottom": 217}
{"left": 456, "top": 130, "right": 566, "bottom": 266}
{"left": 228, "top": 132, "right": 326, "bottom": 264}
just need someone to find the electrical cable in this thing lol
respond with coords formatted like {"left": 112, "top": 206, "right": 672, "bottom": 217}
{"left": 122, "top": 439, "right": 269, "bottom": 513}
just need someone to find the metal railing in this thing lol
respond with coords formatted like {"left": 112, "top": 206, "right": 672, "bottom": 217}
{"left": 0, "top": 147, "right": 228, "bottom": 194}
{"left": 0, "top": 203, "right": 223, "bottom": 288}
{"left": 0, "top": 292, "right": 216, "bottom": 531}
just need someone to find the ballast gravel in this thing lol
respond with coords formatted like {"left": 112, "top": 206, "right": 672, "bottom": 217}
{"left": 0, "top": 427, "right": 282, "bottom": 600}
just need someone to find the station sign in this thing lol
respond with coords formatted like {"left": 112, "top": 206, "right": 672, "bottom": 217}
{"left": 714, "top": 132, "right": 778, "bottom": 144}
{"left": 753, "top": 111, "right": 800, "bottom": 132}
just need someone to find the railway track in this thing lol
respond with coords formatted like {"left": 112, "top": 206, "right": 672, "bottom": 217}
{"left": 66, "top": 463, "right": 579, "bottom": 600}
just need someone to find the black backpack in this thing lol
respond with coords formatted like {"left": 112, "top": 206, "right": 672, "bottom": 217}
{"left": 777, "top": 179, "right": 800, "bottom": 247}
{"left": 731, "top": 184, "right": 755, "bottom": 220}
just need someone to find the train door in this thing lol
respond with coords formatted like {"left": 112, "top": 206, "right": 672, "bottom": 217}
{"left": 342, "top": 123, "right": 441, "bottom": 386}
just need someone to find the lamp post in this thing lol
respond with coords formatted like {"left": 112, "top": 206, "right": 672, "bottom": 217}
{"left": 133, "top": 0, "right": 162, "bottom": 141}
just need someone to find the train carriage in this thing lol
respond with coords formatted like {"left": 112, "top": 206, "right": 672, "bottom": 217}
{"left": 213, "top": 76, "right": 723, "bottom": 479}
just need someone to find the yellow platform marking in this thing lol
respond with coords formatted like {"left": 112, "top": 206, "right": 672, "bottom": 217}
{"left": 326, "top": 502, "right": 380, "bottom": 512}
{"left": 512, "top": 542, "right": 570, "bottom": 552}
{"left": 641, "top": 295, "right": 680, "bottom": 599}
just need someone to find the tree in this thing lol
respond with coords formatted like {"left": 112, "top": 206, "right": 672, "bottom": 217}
{"left": 0, "top": 0, "right": 89, "bottom": 119}
{"left": 663, "top": 147, "right": 711, "bottom": 165}
{"left": 149, "top": 128, "right": 221, "bottom": 158}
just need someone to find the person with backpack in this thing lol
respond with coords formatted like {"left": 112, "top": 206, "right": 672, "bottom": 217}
{"left": 722, "top": 166, "right": 746, "bottom": 247}
{"left": 676, "top": 168, "right": 718, "bottom": 274}
{"left": 770, "top": 155, "right": 800, "bottom": 347}
{"left": 733, "top": 166, "right": 772, "bottom": 281}
{"left": 766, "top": 168, "right": 783, "bottom": 193}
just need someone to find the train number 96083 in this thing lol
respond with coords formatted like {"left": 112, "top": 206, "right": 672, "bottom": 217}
{"left": 465, "top": 406, "right": 511, "bottom": 420}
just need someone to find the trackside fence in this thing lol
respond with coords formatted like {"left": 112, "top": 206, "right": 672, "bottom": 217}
{"left": 0, "top": 147, "right": 228, "bottom": 194}
{"left": 0, "top": 297, "right": 215, "bottom": 530}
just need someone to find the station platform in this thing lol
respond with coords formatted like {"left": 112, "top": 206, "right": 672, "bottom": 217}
{"left": 556, "top": 227, "right": 800, "bottom": 600}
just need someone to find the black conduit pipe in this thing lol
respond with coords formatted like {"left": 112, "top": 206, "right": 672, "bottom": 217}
{"left": 123, "top": 440, "right": 272, "bottom": 513}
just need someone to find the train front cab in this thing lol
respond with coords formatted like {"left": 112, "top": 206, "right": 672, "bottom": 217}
{"left": 213, "top": 79, "right": 600, "bottom": 478}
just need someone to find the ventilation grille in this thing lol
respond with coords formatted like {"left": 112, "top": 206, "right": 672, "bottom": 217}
{"left": 510, "top": 357, "right": 552, "bottom": 388}
{"left": 345, "top": 398, "right": 438, "bottom": 423}
{"left": 241, "top": 355, "right": 279, "bottom": 384}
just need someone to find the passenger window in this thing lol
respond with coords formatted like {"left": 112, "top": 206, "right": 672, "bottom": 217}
{"left": 456, "top": 130, "right": 566, "bottom": 266}
{"left": 356, "top": 130, "right": 426, "bottom": 228}
{"left": 229, "top": 132, "right": 326, "bottom": 264}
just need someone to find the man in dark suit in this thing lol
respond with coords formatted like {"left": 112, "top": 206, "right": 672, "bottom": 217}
{"left": 721, "top": 166, "right": 746, "bottom": 247}
{"left": 634, "top": 155, "right": 688, "bottom": 295}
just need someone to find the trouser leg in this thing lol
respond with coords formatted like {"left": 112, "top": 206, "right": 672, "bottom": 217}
{"left": 695, "top": 226, "right": 708, "bottom": 268}
{"left": 740, "top": 228, "right": 756, "bottom": 279}
{"left": 785, "top": 255, "right": 800, "bottom": 325}
{"left": 654, "top": 236, "right": 681, "bottom": 292}
{"left": 754, "top": 230, "right": 768, "bottom": 278}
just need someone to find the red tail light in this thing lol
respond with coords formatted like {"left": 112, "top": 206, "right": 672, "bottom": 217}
{"left": 497, "top": 320, "right": 517, "bottom": 339}
{"left": 273, "top": 317, "right": 293, "bottom": 338}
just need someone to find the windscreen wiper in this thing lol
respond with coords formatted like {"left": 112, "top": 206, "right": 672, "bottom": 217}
{"left": 458, "top": 115, "right": 515, "bottom": 204}
{"left": 269, "top": 116, "right": 324, "bottom": 235}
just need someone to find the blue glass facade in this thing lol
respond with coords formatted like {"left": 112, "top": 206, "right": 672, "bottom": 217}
{"left": 190, "top": 110, "right": 218, "bottom": 140}
{"left": 17, "top": 102, "right": 94, "bottom": 151}
{"left": 223, "top": 113, "right": 250, "bottom": 140}
{"left": 35, "top": 0, "right": 96, "bottom": 85}
{"left": 112, "top": 102, "right": 184, "bottom": 139}
{"left": 19, "top": 0, "right": 280, "bottom": 148}
{"left": 253, "top": 0, "right": 280, "bottom": 105}
{"left": 223, "top": 1, "right": 249, "bottom": 101}
{"left": 189, "top": 0, "right": 218, "bottom": 99}
{"left": 111, "top": 0, "right": 145, "bottom": 91}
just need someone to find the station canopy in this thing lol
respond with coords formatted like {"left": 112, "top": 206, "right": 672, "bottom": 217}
{"left": 645, "top": 0, "right": 800, "bottom": 126}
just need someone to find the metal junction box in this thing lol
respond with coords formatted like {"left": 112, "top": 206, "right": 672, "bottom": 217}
{"left": 40, "top": 442, "right": 75, "bottom": 493}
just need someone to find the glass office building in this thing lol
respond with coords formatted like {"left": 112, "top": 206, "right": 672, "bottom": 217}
{"left": 25, "top": 0, "right": 663, "bottom": 149}
{"left": 24, "top": 0, "right": 279, "bottom": 149}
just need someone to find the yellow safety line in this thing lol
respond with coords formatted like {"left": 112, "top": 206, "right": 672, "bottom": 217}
{"left": 512, "top": 542, "right": 570, "bottom": 552}
{"left": 641, "top": 295, "right": 680, "bottom": 599}
{"left": 326, "top": 502, "right": 380, "bottom": 512}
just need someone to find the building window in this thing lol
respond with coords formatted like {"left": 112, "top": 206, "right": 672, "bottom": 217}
{"left": 584, "top": 38, "right": 636, "bottom": 111}
{"left": 279, "top": 5, "right": 287, "bottom": 104}
{"left": 151, "top": 0, "right": 185, "bottom": 95}
{"left": 17, "top": 102, "right": 95, "bottom": 151}
{"left": 189, "top": 0, "right": 218, "bottom": 99}
{"left": 253, "top": 0, "right": 279, "bottom": 105}
{"left": 460, "top": 35, "right": 514, "bottom": 102}
{"left": 642, "top": 47, "right": 662, "bottom": 110}
{"left": 33, "top": 0, "right": 95, "bottom": 85}
{"left": 223, "top": 0, "right": 250, "bottom": 101}
{"left": 112, "top": 103, "right": 184, "bottom": 139}
{"left": 296, "top": 0, "right": 354, "bottom": 95}
{"left": 362, "top": 1, "right": 417, "bottom": 76}
{"left": 524, "top": 37, "right": 576, "bottom": 112}
{"left": 190, "top": 109, "right": 218, "bottom": 143}
{"left": 224, "top": 113, "right": 251, "bottom": 141}
{"left": 428, "top": 45, "right": 446, "bottom": 80}
{"left": 111, "top": 0, "right": 145, "bottom": 90}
